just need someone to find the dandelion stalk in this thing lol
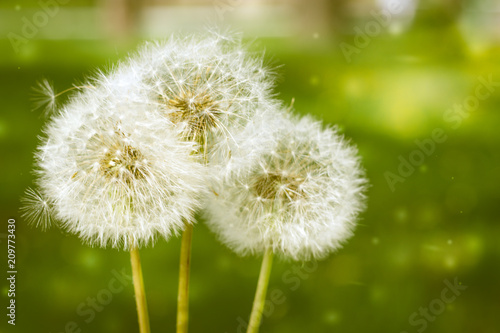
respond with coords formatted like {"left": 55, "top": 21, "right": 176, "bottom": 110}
{"left": 130, "top": 246, "right": 151, "bottom": 333}
{"left": 177, "top": 223, "right": 194, "bottom": 333}
{"left": 246, "top": 248, "right": 274, "bottom": 333}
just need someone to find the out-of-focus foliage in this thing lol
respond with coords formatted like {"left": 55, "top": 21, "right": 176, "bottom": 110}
{"left": 1, "top": 1, "right": 499, "bottom": 332}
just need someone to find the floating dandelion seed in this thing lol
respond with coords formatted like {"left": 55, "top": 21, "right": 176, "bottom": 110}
{"left": 31, "top": 79, "right": 96, "bottom": 118}
{"left": 31, "top": 79, "right": 57, "bottom": 117}
{"left": 205, "top": 113, "right": 367, "bottom": 261}
{"left": 20, "top": 187, "right": 55, "bottom": 230}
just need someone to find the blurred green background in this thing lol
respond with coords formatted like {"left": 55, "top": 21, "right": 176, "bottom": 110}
{"left": 1, "top": 0, "right": 499, "bottom": 332}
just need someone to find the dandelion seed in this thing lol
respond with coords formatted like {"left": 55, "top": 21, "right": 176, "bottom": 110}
{"left": 31, "top": 79, "right": 95, "bottom": 118}
{"left": 20, "top": 187, "right": 55, "bottom": 230}
{"left": 31, "top": 79, "right": 57, "bottom": 117}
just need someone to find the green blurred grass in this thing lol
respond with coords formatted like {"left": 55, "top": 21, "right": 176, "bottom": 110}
{"left": 1, "top": 22, "right": 500, "bottom": 333}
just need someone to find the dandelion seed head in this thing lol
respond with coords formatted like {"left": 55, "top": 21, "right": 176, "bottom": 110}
{"left": 205, "top": 113, "right": 367, "bottom": 261}
{"left": 29, "top": 74, "right": 207, "bottom": 250}
{"left": 127, "top": 31, "right": 278, "bottom": 158}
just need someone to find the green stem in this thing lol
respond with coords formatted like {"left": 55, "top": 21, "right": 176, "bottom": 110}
{"left": 246, "top": 248, "right": 274, "bottom": 333}
{"left": 177, "top": 223, "right": 194, "bottom": 333}
{"left": 130, "top": 246, "right": 151, "bottom": 333}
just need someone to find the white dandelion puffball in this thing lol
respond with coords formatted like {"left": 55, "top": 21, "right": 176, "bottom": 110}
{"left": 204, "top": 113, "right": 367, "bottom": 261}
{"left": 127, "top": 30, "right": 277, "bottom": 157}
{"left": 31, "top": 80, "right": 206, "bottom": 250}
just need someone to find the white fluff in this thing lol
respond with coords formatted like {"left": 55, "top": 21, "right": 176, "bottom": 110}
{"left": 30, "top": 72, "right": 207, "bottom": 250}
{"left": 24, "top": 30, "right": 280, "bottom": 250}
{"left": 123, "top": 30, "right": 278, "bottom": 160}
{"left": 204, "top": 113, "right": 367, "bottom": 261}
{"left": 20, "top": 187, "right": 55, "bottom": 231}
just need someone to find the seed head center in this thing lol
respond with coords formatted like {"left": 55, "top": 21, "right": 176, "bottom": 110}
{"left": 165, "top": 90, "right": 222, "bottom": 144}
{"left": 252, "top": 172, "right": 305, "bottom": 201}
{"left": 100, "top": 144, "right": 147, "bottom": 183}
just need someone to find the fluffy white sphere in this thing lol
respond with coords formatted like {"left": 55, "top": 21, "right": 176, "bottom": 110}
{"left": 124, "top": 30, "right": 278, "bottom": 159}
{"left": 32, "top": 77, "right": 206, "bottom": 250}
{"left": 204, "top": 113, "right": 367, "bottom": 261}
